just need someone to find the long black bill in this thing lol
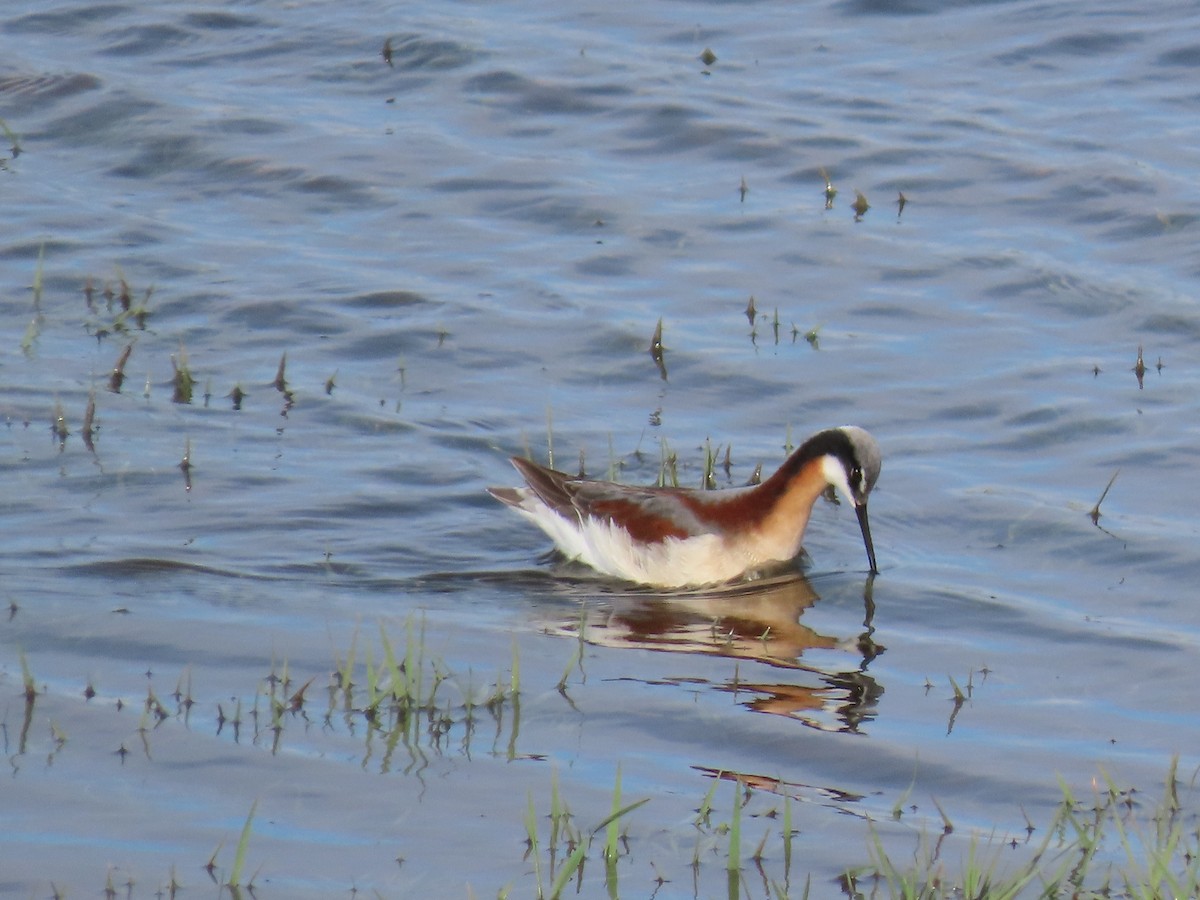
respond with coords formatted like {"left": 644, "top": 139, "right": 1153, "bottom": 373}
{"left": 855, "top": 502, "right": 878, "bottom": 575}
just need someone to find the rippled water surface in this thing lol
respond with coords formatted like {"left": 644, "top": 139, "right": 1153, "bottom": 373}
{"left": 3, "top": 0, "right": 1200, "bottom": 896}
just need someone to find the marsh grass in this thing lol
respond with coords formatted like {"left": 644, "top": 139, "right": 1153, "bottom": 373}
{"left": 694, "top": 773, "right": 720, "bottom": 829}
{"left": 524, "top": 414, "right": 800, "bottom": 496}
{"left": 8, "top": 635, "right": 1197, "bottom": 898}
{"left": 603, "top": 763, "right": 624, "bottom": 863}
{"left": 17, "top": 650, "right": 38, "bottom": 754}
{"left": 649, "top": 316, "right": 667, "bottom": 380}
{"left": 852, "top": 189, "right": 871, "bottom": 220}
{"left": 317, "top": 616, "right": 523, "bottom": 767}
{"left": 1088, "top": 469, "right": 1120, "bottom": 526}
{"left": 0, "top": 115, "right": 21, "bottom": 159}
{"left": 51, "top": 398, "right": 68, "bottom": 447}
{"left": 503, "top": 761, "right": 1200, "bottom": 900}
{"left": 108, "top": 343, "right": 133, "bottom": 393}
{"left": 519, "top": 765, "right": 650, "bottom": 900}
{"left": 702, "top": 437, "right": 719, "bottom": 489}
{"left": 273, "top": 351, "right": 288, "bottom": 393}
{"left": 845, "top": 758, "right": 1200, "bottom": 900}
{"left": 23, "top": 243, "right": 45, "bottom": 351}
{"left": 82, "top": 389, "right": 97, "bottom": 452}
{"left": 84, "top": 271, "right": 152, "bottom": 339}
{"left": 657, "top": 436, "right": 679, "bottom": 488}
{"left": 727, "top": 777, "right": 744, "bottom": 874}
{"left": 228, "top": 799, "right": 258, "bottom": 888}
{"left": 55, "top": 615, "right": 528, "bottom": 781}
{"left": 821, "top": 167, "right": 837, "bottom": 209}
{"left": 171, "top": 341, "right": 195, "bottom": 404}
{"left": 555, "top": 606, "right": 587, "bottom": 693}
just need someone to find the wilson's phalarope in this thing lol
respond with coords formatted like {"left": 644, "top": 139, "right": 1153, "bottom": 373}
{"left": 488, "top": 425, "right": 881, "bottom": 588}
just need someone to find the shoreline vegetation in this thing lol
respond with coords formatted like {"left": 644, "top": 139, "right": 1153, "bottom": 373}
{"left": 9, "top": 623, "right": 1197, "bottom": 898}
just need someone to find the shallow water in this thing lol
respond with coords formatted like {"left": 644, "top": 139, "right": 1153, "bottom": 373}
{"left": 3, "top": 0, "right": 1200, "bottom": 896}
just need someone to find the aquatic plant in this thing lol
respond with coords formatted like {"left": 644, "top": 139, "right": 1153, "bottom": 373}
{"left": 171, "top": 341, "right": 195, "bottom": 404}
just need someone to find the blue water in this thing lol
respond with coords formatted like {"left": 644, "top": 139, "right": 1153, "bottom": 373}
{"left": 3, "top": 0, "right": 1200, "bottom": 895}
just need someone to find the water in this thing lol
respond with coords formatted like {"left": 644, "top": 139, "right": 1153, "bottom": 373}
{"left": 3, "top": 0, "right": 1200, "bottom": 896}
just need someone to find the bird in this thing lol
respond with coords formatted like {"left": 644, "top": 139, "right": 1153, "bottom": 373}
{"left": 488, "top": 426, "right": 880, "bottom": 588}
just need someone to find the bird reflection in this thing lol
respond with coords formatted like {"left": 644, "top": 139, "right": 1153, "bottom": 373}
{"left": 545, "top": 573, "right": 883, "bottom": 734}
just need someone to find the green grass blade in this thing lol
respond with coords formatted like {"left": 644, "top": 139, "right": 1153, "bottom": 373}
{"left": 33, "top": 242, "right": 44, "bottom": 305}
{"left": 695, "top": 774, "right": 720, "bottom": 828}
{"left": 782, "top": 795, "right": 793, "bottom": 876}
{"left": 728, "top": 780, "right": 743, "bottom": 873}
{"left": 510, "top": 636, "right": 520, "bottom": 698}
{"left": 228, "top": 799, "right": 257, "bottom": 886}
{"left": 591, "top": 797, "right": 650, "bottom": 835}
{"left": 524, "top": 791, "right": 543, "bottom": 897}
{"left": 548, "top": 838, "right": 589, "bottom": 900}
{"left": 604, "top": 763, "right": 622, "bottom": 862}
{"left": 379, "top": 623, "right": 404, "bottom": 700}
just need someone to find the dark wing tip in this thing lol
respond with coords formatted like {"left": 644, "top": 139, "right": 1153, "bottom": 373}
{"left": 487, "top": 485, "right": 523, "bottom": 508}
{"left": 507, "top": 456, "right": 577, "bottom": 517}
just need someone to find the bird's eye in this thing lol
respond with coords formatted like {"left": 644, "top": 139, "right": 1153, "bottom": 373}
{"left": 851, "top": 465, "right": 862, "bottom": 487}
